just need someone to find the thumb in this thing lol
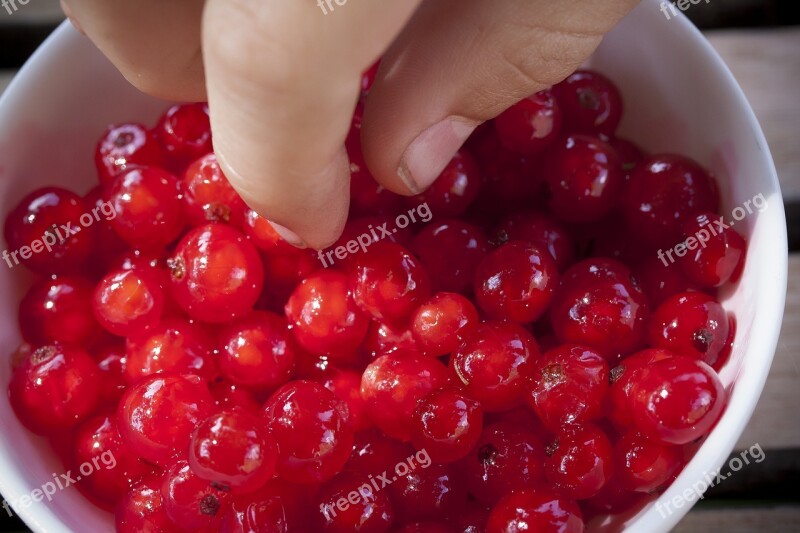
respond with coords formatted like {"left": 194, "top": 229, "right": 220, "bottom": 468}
{"left": 361, "top": 0, "right": 639, "bottom": 195}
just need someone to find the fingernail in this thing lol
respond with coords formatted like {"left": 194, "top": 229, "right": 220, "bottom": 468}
{"left": 398, "top": 116, "right": 478, "bottom": 193}
{"left": 269, "top": 222, "right": 307, "bottom": 249}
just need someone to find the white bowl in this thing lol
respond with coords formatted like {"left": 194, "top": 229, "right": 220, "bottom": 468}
{"left": 0, "top": 0, "right": 787, "bottom": 531}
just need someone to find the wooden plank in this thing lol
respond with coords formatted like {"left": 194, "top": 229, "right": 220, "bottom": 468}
{"left": 706, "top": 28, "right": 800, "bottom": 201}
{"left": 677, "top": 506, "right": 800, "bottom": 532}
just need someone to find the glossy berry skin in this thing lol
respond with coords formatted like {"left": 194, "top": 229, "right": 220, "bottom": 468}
{"left": 629, "top": 356, "right": 726, "bottom": 445}
{"left": 677, "top": 212, "right": 747, "bottom": 288}
{"left": 286, "top": 271, "right": 369, "bottom": 358}
{"left": 549, "top": 258, "right": 649, "bottom": 361}
{"left": 388, "top": 463, "right": 467, "bottom": 523}
{"left": 486, "top": 489, "right": 584, "bottom": 533}
{"left": 360, "top": 320, "right": 420, "bottom": 361}
{"left": 169, "top": 224, "right": 264, "bottom": 323}
{"left": 527, "top": 344, "right": 609, "bottom": 432}
{"left": 495, "top": 89, "right": 562, "bottom": 155}
{"left": 649, "top": 292, "right": 730, "bottom": 367}
{"left": 71, "top": 415, "right": 153, "bottom": 508}
{"left": 351, "top": 242, "right": 431, "bottom": 323}
{"left": 474, "top": 241, "right": 559, "bottom": 323}
{"left": 544, "top": 423, "right": 614, "bottom": 500}
{"left": 621, "top": 154, "right": 719, "bottom": 246}
{"left": 451, "top": 321, "right": 540, "bottom": 412}
{"left": 242, "top": 208, "right": 295, "bottom": 254}
{"left": 263, "top": 380, "right": 354, "bottom": 484}
{"left": 117, "top": 373, "right": 214, "bottom": 466}
{"left": 161, "top": 460, "right": 233, "bottom": 532}
{"left": 156, "top": 103, "right": 212, "bottom": 173}
{"left": 361, "top": 351, "right": 450, "bottom": 441}
{"left": 614, "top": 430, "right": 683, "bottom": 493}
{"left": 94, "top": 341, "right": 130, "bottom": 404}
{"left": 105, "top": 167, "right": 185, "bottom": 250}
{"left": 410, "top": 219, "right": 490, "bottom": 294}
{"left": 407, "top": 150, "right": 481, "bottom": 218}
{"left": 92, "top": 267, "right": 166, "bottom": 337}
{"left": 181, "top": 153, "right": 246, "bottom": 227}
{"left": 316, "top": 368, "right": 372, "bottom": 432}
{"left": 220, "top": 488, "right": 290, "bottom": 533}
{"left": 634, "top": 254, "right": 699, "bottom": 306}
{"left": 411, "top": 388, "right": 483, "bottom": 464}
{"left": 492, "top": 211, "right": 575, "bottom": 271}
{"left": 18, "top": 276, "right": 100, "bottom": 346}
{"left": 554, "top": 69, "right": 623, "bottom": 136}
{"left": 3, "top": 186, "right": 96, "bottom": 275}
{"left": 8, "top": 344, "right": 101, "bottom": 435}
{"left": 464, "top": 422, "right": 547, "bottom": 507}
{"left": 125, "top": 318, "right": 217, "bottom": 384}
{"left": 607, "top": 348, "right": 676, "bottom": 431}
{"left": 95, "top": 123, "right": 163, "bottom": 186}
{"left": 218, "top": 311, "right": 296, "bottom": 389}
{"left": 411, "top": 292, "right": 479, "bottom": 356}
{"left": 346, "top": 428, "right": 414, "bottom": 476}
{"left": 314, "top": 472, "right": 395, "bottom": 532}
{"left": 209, "top": 379, "right": 262, "bottom": 415}
{"left": 115, "top": 478, "right": 179, "bottom": 533}
{"left": 189, "top": 410, "right": 278, "bottom": 494}
{"left": 542, "top": 135, "right": 624, "bottom": 223}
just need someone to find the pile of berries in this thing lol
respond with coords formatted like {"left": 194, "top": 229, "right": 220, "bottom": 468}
{"left": 4, "top": 68, "right": 744, "bottom": 532}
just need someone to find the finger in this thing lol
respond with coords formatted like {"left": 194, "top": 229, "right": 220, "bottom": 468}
{"left": 361, "top": 0, "right": 639, "bottom": 195}
{"left": 61, "top": 0, "right": 205, "bottom": 101}
{"left": 202, "top": 0, "right": 423, "bottom": 249}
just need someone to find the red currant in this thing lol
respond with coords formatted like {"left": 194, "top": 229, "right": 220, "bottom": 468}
{"left": 115, "top": 477, "right": 179, "bottom": 533}
{"left": 181, "top": 153, "right": 246, "bottom": 227}
{"left": 95, "top": 123, "right": 163, "bottom": 187}
{"left": 19, "top": 276, "right": 100, "bottom": 346}
{"left": 487, "top": 489, "right": 583, "bottom": 533}
{"left": 410, "top": 387, "right": 484, "bottom": 463}
{"left": 156, "top": 103, "right": 212, "bottom": 173}
{"left": 388, "top": 463, "right": 467, "bottom": 523}
{"left": 614, "top": 430, "right": 683, "bottom": 493}
{"left": 544, "top": 423, "right": 614, "bottom": 500}
{"left": 492, "top": 211, "right": 575, "bottom": 271}
{"left": 314, "top": 472, "right": 395, "bottom": 532}
{"left": 407, "top": 150, "right": 481, "bottom": 218}
{"left": 161, "top": 460, "right": 233, "bottom": 532}
{"left": 677, "top": 212, "right": 746, "bottom": 287}
{"left": 410, "top": 292, "right": 478, "bottom": 356}
{"left": 606, "top": 348, "right": 675, "bottom": 431}
{"left": 495, "top": 89, "right": 562, "bottom": 155}
{"left": 554, "top": 69, "right": 623, "bottom": 136}
{"left": 93, "top": 267, "right": 166, "bottom": 337}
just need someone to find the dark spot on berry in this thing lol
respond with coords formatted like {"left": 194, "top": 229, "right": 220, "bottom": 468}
{"left": 31, "top": 345, "right": 57, "bottom": 365}
{"left": 211, "top": 481, "right": 231, "bottom": 492}
{"left": 546, "top": 438, "right": 559, "bottom": 457}
{"left": 167, "top": 257, "right": 186, "bottom": 281}
{"left": 114, "top": 131, "right": 135, "bottom": 148}
{"left": 693, "top": 328, "right": 713, "bottom": 353}
{"left": 199, "top": 494, "right": 221, "bottom": 516}
{"left": 610, "top": 365, "right": 625, "bottom": 384}
{"left": 541, "top": 363, "right": 566, "bottom": 389}
{"left": 578, "top": 88, "right": 601, "bottom": 111}
{"left": 478, "top": 444, "right": 498, "bottom": 466}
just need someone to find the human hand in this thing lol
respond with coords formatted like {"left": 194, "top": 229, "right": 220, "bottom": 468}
{"left": 61, "top": 0, "right": 639, "bottom": 249}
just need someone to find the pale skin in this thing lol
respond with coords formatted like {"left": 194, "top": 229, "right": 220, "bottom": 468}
{"left": 61, "top": 0, "right": 640, "bottom": 249}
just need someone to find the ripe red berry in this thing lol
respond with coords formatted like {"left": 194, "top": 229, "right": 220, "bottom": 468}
{"left": 361, "top": 351, "right": 450, "bottom": 441}
{"left": 410, "top": 387, "right": 483, "bottom": 464}
{"left": 190, "top": 410, "right": 278, "bottom": 494}
{"left": 218, "top": 311, "right": 296, "bottom": 389}
{"left": 263, "top": 380, "right": 354, "bottom": 483}
{"left": 156, "top": 103, "right": 212, "bottom": 173}
{"left": 351, "top": 242, "right": 431, "bottom": 323}
{"left": 474, "top": 241, "right": 559, "bottom": 323}
{"left": 410, "top": 292, "right": 478, "bottom": 356}
{"left": 607, "top": 348, "right": 676, "bottom": 431}
{"left": 105, "top": 167, "right": 185, "bottom": 250}
{"left": 495, "top": 89, "right": 562, "bottom": 155}
{"left": 117, "top": 373, "right": 214, "bottom": 466}
{"left": 410, "top": 219, "right": 490, "bottom": 294}
{"left": 317, "top": 368, "right": 372, "bottom": 432}
{"left": 242, "top": 208, "right": 296, "bottom": 254}
{"left": 124, "top": 318, "right": 217, "bottom": 384}
{"left": 544, "top": 423, "right": 614, "bottom": 500}
{"left": 549, "top": 258, "right": 649, "bottom": 361}
{"left": 314, "top": 472, "right": 395, "bottom": 532}
{"left": 388, "top": 463, "right": 467, "bottom": 523}
{"left": 95, "top": 123, "right": 163, "bottom": 187}
{"left": 406, "top": 150, "right": 481, "bottom": 218}
{"left": 19, "top": 276, "right": 100, "bottom": 346}
{"left": 115, "top": 477, "right": 179, "bottom": 533}
{"left": 649, "top": 291, "right": 731, "bottom": 367}
{"left": 633, "top": 254, "right": 699, "bottom": 306}
{"left": 3, "top": 186, "right": 96, "bottom": 275}
{"left": 554, "top": 69, "right": 623, "bottom": 136}
{"left": 360, "top": 320, "right": 420, "bottom": 361}
{"left": 487, "top": 489, "right": 584, "bottom": 533}
{"left": 464, "top": 422, "right": 547, "bottom": 507}
{"left": 527, "top": 344, "right": 609, "bottom": 432}
{"left": 621, "top": 154, "right": 719, "bottom": 246}
{"left": 161, "top": 460, "right": 233, "bottom": 532}
{"left": 492, "top": 211, "right": 576, "bottom": 271}
{"left": 285, "top": 270, "right": 370, "bottom": 358}
{"left": 181, "top": 153, "right": 247, "bottom": 227}
{"left": 8, "top": 344, "right": 101, "bottom": 435}
{"left": 169, "top": 224, "right": 264, "bottom": 323}
{"left": 629, "top": 356, "right": 726, "bottom": 445}
{"left": 346, "top": 428, "right": 415, "bottom": 477}
{"left": 542, "top": 135, "right": 624, "bottom": 223}
{"left": 614, "top": 430, "right": 683, "bottom": 493}
{"left": 677, "top": 212, "right": 746, "bottom": 287}
{"left": 451, "top": 321, "right": 540, "bottom": 412}
{"left": 220, "top": 487, "right": 290, "bottom": 533}
{"left": 93, "top": 267, "right": 166, "bottom": 337}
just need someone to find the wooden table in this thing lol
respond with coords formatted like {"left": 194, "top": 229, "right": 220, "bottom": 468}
{"left": 1, "top": 22, "right": 799, "bottom": 533}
